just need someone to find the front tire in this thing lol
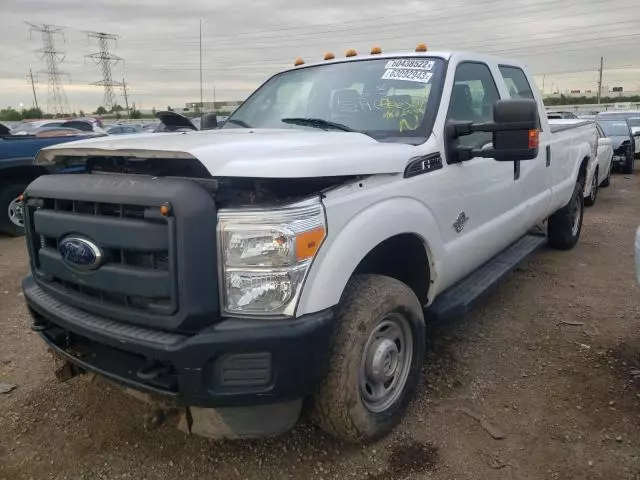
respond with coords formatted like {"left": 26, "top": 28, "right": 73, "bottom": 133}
{"left": 311, "top": 274, "right": 425, "bottom": 443}
{"left": 0, "top": 183, "right": 28, "bottom": 237}
{"left": 584, "top": 168, "right": 598, "bottom": 206}
{"left": 547, "top": 178, "right": 584, "bottom": 250}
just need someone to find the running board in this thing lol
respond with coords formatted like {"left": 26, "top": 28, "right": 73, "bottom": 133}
{"left": 425, "top": 233, "right": 547, "bottom": 322}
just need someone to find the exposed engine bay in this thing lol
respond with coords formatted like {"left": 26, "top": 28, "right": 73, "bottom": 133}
{"left": 52, "top": 155, "right": 362, "bottom": 208}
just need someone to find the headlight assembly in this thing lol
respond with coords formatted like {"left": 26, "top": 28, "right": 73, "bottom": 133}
{"left": 218, "top": 198, "right": 326, "bottom": 316}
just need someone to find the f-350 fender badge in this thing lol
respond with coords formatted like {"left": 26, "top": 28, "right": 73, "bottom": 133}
{"left": 453, "top": 211, "right": 469, "bottom": 233}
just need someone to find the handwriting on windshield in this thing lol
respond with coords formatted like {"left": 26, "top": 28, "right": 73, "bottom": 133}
{"left": 333, "top": 94, "right": 427, "bottom": 132}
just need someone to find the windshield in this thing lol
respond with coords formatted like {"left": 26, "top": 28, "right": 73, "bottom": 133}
{"left": 223, "top": 57, "right": 444, "bottom": 143}
{"left": 598, "top": 120, "right": 630, "bottom": 136}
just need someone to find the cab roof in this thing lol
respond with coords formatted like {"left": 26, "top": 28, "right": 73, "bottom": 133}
{"left": 285, "top": 50, "right": 527, "bottom": 73}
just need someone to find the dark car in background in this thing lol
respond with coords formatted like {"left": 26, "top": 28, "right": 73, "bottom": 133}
{"left": 597, "top": 118, "right": 635, "bottom": 174}
{"left": 0, "top": 124, "right": 105, "bottom": 236}
{"left": 596, "top": 111, "right": 640, "bottom": 158}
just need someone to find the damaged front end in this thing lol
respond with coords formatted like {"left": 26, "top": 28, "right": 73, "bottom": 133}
{"left": 23, "top": 151, "right": 351, "bottom": 440}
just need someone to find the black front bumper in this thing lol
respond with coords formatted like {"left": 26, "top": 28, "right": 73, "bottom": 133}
{"left": 24, "top": 276, "right": 336, "bottom": 408}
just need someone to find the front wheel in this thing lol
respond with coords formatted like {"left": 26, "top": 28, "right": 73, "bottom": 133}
{"left": 0, "top": 183, "right": 28, "bottom": 237}
{"left": 584, "top": 169, "right": 598, "bottom": 206}
{"left": 547, "top": 178, "right": 584, "bottom": 250}
{"left": 311, "top": 274, "right": 425, "bottom": 443}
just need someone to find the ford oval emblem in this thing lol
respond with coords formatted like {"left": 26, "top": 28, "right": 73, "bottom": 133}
{"left": 58, "top": 237, "right": 104, "bottom": 271}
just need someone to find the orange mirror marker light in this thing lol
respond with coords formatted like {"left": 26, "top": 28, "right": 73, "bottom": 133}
{"left": 324, "top": 52, "right": 335, "bottom": 61}
{"left": 294, "top": 58, "right": 305, "bottom": 66}
{"left": 370, "top": 46, "right": 382, "bottom": 55}
{"left": 415, "top": 43, "right": 428, "bottom": 52}
{"left": 346, "top": 49, "right": 358, "bottom": 57}
{"left": 528, "top": 129, "right": 540, "bottom": 149}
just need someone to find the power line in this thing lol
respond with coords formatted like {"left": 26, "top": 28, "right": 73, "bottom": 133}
{"left": 86, "top": 31, "right": 123, "bottom": 109}
{"left": 26, "top": 22, "right": 71, "bottom": 115}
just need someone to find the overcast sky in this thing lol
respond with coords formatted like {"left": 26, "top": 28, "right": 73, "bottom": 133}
{"left": 2, "top": 0, "right": 640, "bottom": 113}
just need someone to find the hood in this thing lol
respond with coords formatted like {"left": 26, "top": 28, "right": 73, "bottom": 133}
{"left": 37, "top": 128, "right": 421, "bottom": 178}
{"left": 609, "top": 135, "right": 631, "bottom": 150}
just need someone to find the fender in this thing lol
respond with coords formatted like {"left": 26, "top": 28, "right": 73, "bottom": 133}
{"left": 296, "top": 196, "right": 445, "bottom": 316}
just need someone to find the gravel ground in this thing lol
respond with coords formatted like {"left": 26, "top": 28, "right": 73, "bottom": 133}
{"left": 1, "top": 171, "right": 639, "bottom": 480}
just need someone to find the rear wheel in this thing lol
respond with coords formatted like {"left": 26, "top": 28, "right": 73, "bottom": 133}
{"left": 311, "top": 275, "right": 425, "bottom": 443}
{"left": 584, "top": 169, "right": 598, "bottom": 206}
{"left": 0, "top": 183, "right": 28, "bottom": 237}
{"left": 548, "top": 178, "right": 584, "bottom": 250}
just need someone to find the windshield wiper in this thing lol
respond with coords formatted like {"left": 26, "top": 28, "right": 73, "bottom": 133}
{"left": 226, "top": 119, "right": 251, "bottom": 128}
{"left": 280, "top": 117, "right": 359, "bottom": 133}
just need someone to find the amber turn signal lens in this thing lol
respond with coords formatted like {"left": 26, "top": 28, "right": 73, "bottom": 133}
{"left": 295, "top": 227, "right": 326, "bottom": 262}
{"left": 324, "top": 52, "right": 335, "bottom": 61}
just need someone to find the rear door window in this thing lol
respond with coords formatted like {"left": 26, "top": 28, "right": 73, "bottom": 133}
{"left": 498, "top": 66, "right": 535, "bottom": 100}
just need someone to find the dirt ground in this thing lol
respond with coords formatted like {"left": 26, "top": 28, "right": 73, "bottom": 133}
{"left": 1, "top": 172, "right": 639, "bottom": 480}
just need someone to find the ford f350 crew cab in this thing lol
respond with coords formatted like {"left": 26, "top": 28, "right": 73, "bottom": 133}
{"left": 22, "top": 46, "right": 597, "bottom": 443}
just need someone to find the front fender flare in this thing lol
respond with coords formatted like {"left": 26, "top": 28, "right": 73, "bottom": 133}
{"left": 296, "top": 197, "right": 444, "bottom": 316}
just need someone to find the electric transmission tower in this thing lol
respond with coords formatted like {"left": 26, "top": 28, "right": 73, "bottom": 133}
{"left": 26, "top": 23, "right": 71, "bottom": 115}
{"left": 85, "top": 32, "right": 123, "bottom": 109}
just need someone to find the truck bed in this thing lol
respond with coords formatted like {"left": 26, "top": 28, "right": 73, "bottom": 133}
{"left": 548, "top": 119, "right": 594, "bottom": 133}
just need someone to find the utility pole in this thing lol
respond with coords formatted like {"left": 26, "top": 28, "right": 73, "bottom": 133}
{"left": 85, "top": 31, "right": 123, "bottom": 110}
{"left": 26, "top": 23, "right": 70, "bottom": 115}
{"left": 199, "top": 20, "right": 203, "bottom": 117}
{"left": 542, "top": 75, "right": 546, "bottom": 95}
{"left": 597, "top": 56, "right": 604, "bottom": 104}
{"left": 28, "top": 68, "right": 40, "bottom": 111}
{"left": 122, "top": 77, "right": 130, "bottom": 118}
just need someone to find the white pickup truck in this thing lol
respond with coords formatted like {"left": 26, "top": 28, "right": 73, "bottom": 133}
{"left": 22, "top": 47, "right": 597, "bottom": 443}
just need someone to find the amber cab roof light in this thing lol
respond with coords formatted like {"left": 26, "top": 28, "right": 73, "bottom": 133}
{"left": 415, "top": 43, "right": 428, "bottom": 52}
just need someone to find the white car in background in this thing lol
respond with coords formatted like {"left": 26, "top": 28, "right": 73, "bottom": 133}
{"left": 583, "top": 122, "right": 614, "bottom": 206}
{"left": 550, "top": 119, "right": 611, "bottom": 207}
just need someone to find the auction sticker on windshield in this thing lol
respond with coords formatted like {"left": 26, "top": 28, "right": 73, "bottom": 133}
{"left": 382, "top": 68, "right": 434, "bottom": 83}
{"left": 385, "top": 59, "right": 435, "bottom": 70}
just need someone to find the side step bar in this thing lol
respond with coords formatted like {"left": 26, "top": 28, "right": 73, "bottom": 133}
{"left": 426, "top": 233, "right": 547, "bottom": 322}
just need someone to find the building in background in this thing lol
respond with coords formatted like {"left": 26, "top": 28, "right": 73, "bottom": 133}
{"left": 183, "top": 101, "right": 243, "bottom": 113}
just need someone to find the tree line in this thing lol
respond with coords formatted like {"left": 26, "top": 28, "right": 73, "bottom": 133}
{"left": 0, "top": 105, "right": 142, "bottom": 122}
{"left": 544, "top": 94, "right": 640, "bottom": 106}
